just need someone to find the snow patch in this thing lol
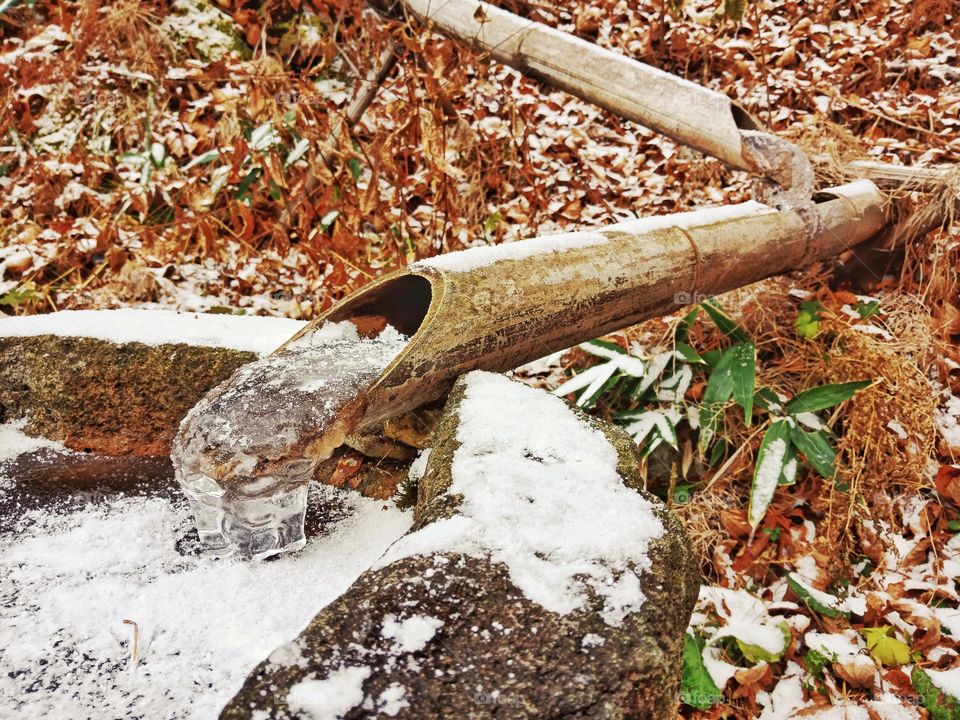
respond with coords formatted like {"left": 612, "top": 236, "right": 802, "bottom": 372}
{"left": 750, "top": 438, "right": 788, "bottom": 527}
{"left": 413, "top": 200, "right": 774, "bottom": 274}
{"left": 413, "top": 230, "right": 608, "bottom": 272}
{"left": 1, "top": 308, "right": 307, "bottom": 356}
{"left": 377, "top": 683, "right": 409, "bottom": 716}
{"left": 287, "top": 666, "right": 370, "bottom": 720}
{"left": 0, "top": 486, "right": 411, "bottom": 718}
{"left": 925, "top": 666, "right": 960, "bottom": 700}
{"left": 380, "top": 614, "right": 443, "bottom": 654}
{"left": 377, "top": 371, "right": 664, "bottom": 625}
{"left": 0, "top": 420, "right": 65, "bottom": 463}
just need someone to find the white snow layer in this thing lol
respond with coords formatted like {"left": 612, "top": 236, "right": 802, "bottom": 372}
{"left": 413, "top": 230, "right": 608, "bottom": 272}
{"left": 0, "top": 486, "right": 411, "bottom": 718}
{"left": 925, "top": 666, "right": 960, "bottom": 700}
{"left": 380, "top": 614, "right": 444, "bottom": 654}
{"left": 377, "top": 370, "right": 664, "bottom": 625}
{"left": 0, "top": 308, "right": 306, "bottom": 355}
{"left": 0, "top": 420, "right": 64, "bottom": 462}
{"left": 412, "top": 200, "right": 773, "bottom": 273}
{"left": 286, "top": 666, "right": 371, "bottom": 720}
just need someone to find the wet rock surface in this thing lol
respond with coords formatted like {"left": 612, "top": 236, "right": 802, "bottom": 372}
{"left": 0, "top": 335, "right": 255, "bottom": 456}
{"left": 222, "top": 374, "right": 700, "bottom": 720}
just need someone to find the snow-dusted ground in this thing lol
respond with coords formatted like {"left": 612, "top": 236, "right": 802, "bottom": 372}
{"left": 0, "top": 424, "right": 411, "bottom": 718}
{"left": 0, "top": 308, "right": 306, "bottom": 355}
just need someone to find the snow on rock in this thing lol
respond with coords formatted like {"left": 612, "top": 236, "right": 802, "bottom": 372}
{"left": 220, "top": 371, "right": 697, "bottom": 718}
{"left": 0, "top": 483, "right": 411, "bottom": 718}
{"left": 380, "top": 614, "right": 444, "bottom": 654}
{"left": 376, "top": 683, "right": 409, "bottom": 716}
{"left": 286, "top": 666, "right": 371, "bottom": 720}
{"left": 0, "top": 308, "right": 306, "bottom": 356}
{"left": 377, "top": 370, "right": 665, "bottom": 625}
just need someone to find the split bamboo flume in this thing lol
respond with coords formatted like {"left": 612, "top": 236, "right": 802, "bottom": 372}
{"left": 282, "top": 179, "right": 886, "bottom": 429}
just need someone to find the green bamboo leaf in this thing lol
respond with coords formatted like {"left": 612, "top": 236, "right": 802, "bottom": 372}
{"left": 753, "top": 387, "right": 781, "bottom": 413}
{"left": 680, "top": 634, "right": 722, "bottom": 710}
{"left": 675, "top": 307, "right": 700, "bottom": 343}
{"left": 701, "top": 299, "right": 751, "bottom": 343}
{"left": 790, "top": 428, "right": 836, "bottom": 478}
{"left": 779, "top": 442, "right": 799, "bottom": 486}
{"left": 786, "top": 380, "right": 872, "bottom": 415}
{"left": 786, "top": 573, "right": 850, "bottom": 619}
{"left": 749, "top": 420, "right": 792, "bottom": 529}
{"left": 730, "top": 342, "right": 756, "bottom": 426}
{"left": 235, "top": 167, "right": 262, "bottom": 201}
{"left": 582, "top": 338, "right": 627, "bottom": 355}
{"left": 698, "top": 348, "right": 736, "bottom": 453}
{"left": 674, "top": 341, "right": 704, "bottom": 365}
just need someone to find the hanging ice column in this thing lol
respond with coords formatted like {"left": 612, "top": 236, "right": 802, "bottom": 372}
{"left": 172, "top": 180, "right": 886, "bottom": 560}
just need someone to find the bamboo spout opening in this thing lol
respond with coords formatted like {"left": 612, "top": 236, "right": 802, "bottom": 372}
{"left": 325, "top": 274, "right": 434, "bottom": 338}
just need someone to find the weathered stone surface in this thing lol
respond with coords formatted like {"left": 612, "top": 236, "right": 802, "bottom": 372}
{"left": 222, "top": 375, "right": 700, "bottom": 720}
{"left": 0, "top": 335, "right": 255, "bottom": 456}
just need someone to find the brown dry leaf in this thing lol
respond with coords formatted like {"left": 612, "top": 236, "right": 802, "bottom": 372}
{"left": 833, "top": 656, "right": 877, "bottom": 688}
{"left": 328, "top": 453, "right": 363, "bottom": 488}
{"left": 720, "top": 509, "right": 752, "bottom": 539}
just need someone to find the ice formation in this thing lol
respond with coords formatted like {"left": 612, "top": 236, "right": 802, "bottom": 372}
{"left": 172, "top": 321, "right": 408, "bottom": 560}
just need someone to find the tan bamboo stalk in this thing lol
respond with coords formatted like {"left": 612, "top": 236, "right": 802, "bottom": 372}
{"left": 842, "top": 161, "right": 958, "bottom": 254}
{"left": 281, "top": 179, "right": 886, "bottom": 428}
{"left": 371, "top": 0, "right": 812, "bottom": 195}
{"left": 845, "top": 161, "right": 958, "bottom": 192}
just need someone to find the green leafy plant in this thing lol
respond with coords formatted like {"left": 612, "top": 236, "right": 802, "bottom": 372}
{"left": 0, "top": 281, "right": 40, "bottom": 309}
{"left": 553, "top": 339, "right": 695, "bottom": 459}
{"left": 795, "top": 300, "right": 822, "bottom": 339}
{"left": 555, "top": 300, "right": 872, "bottom": 529}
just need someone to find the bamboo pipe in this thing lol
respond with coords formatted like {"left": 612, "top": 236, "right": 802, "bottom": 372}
{"left": 281, "top": 179, "right": 886, "bottom": 428}
{"left": 845, "top": 161, "right": 959, "bottom": 193}
{"left": 371, "top": 0, "right": 812, "bottom": 196}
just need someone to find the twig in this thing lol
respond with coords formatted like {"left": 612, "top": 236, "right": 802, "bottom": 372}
{"left": 122, "top": 619, "right": 140, "bottom": 668}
